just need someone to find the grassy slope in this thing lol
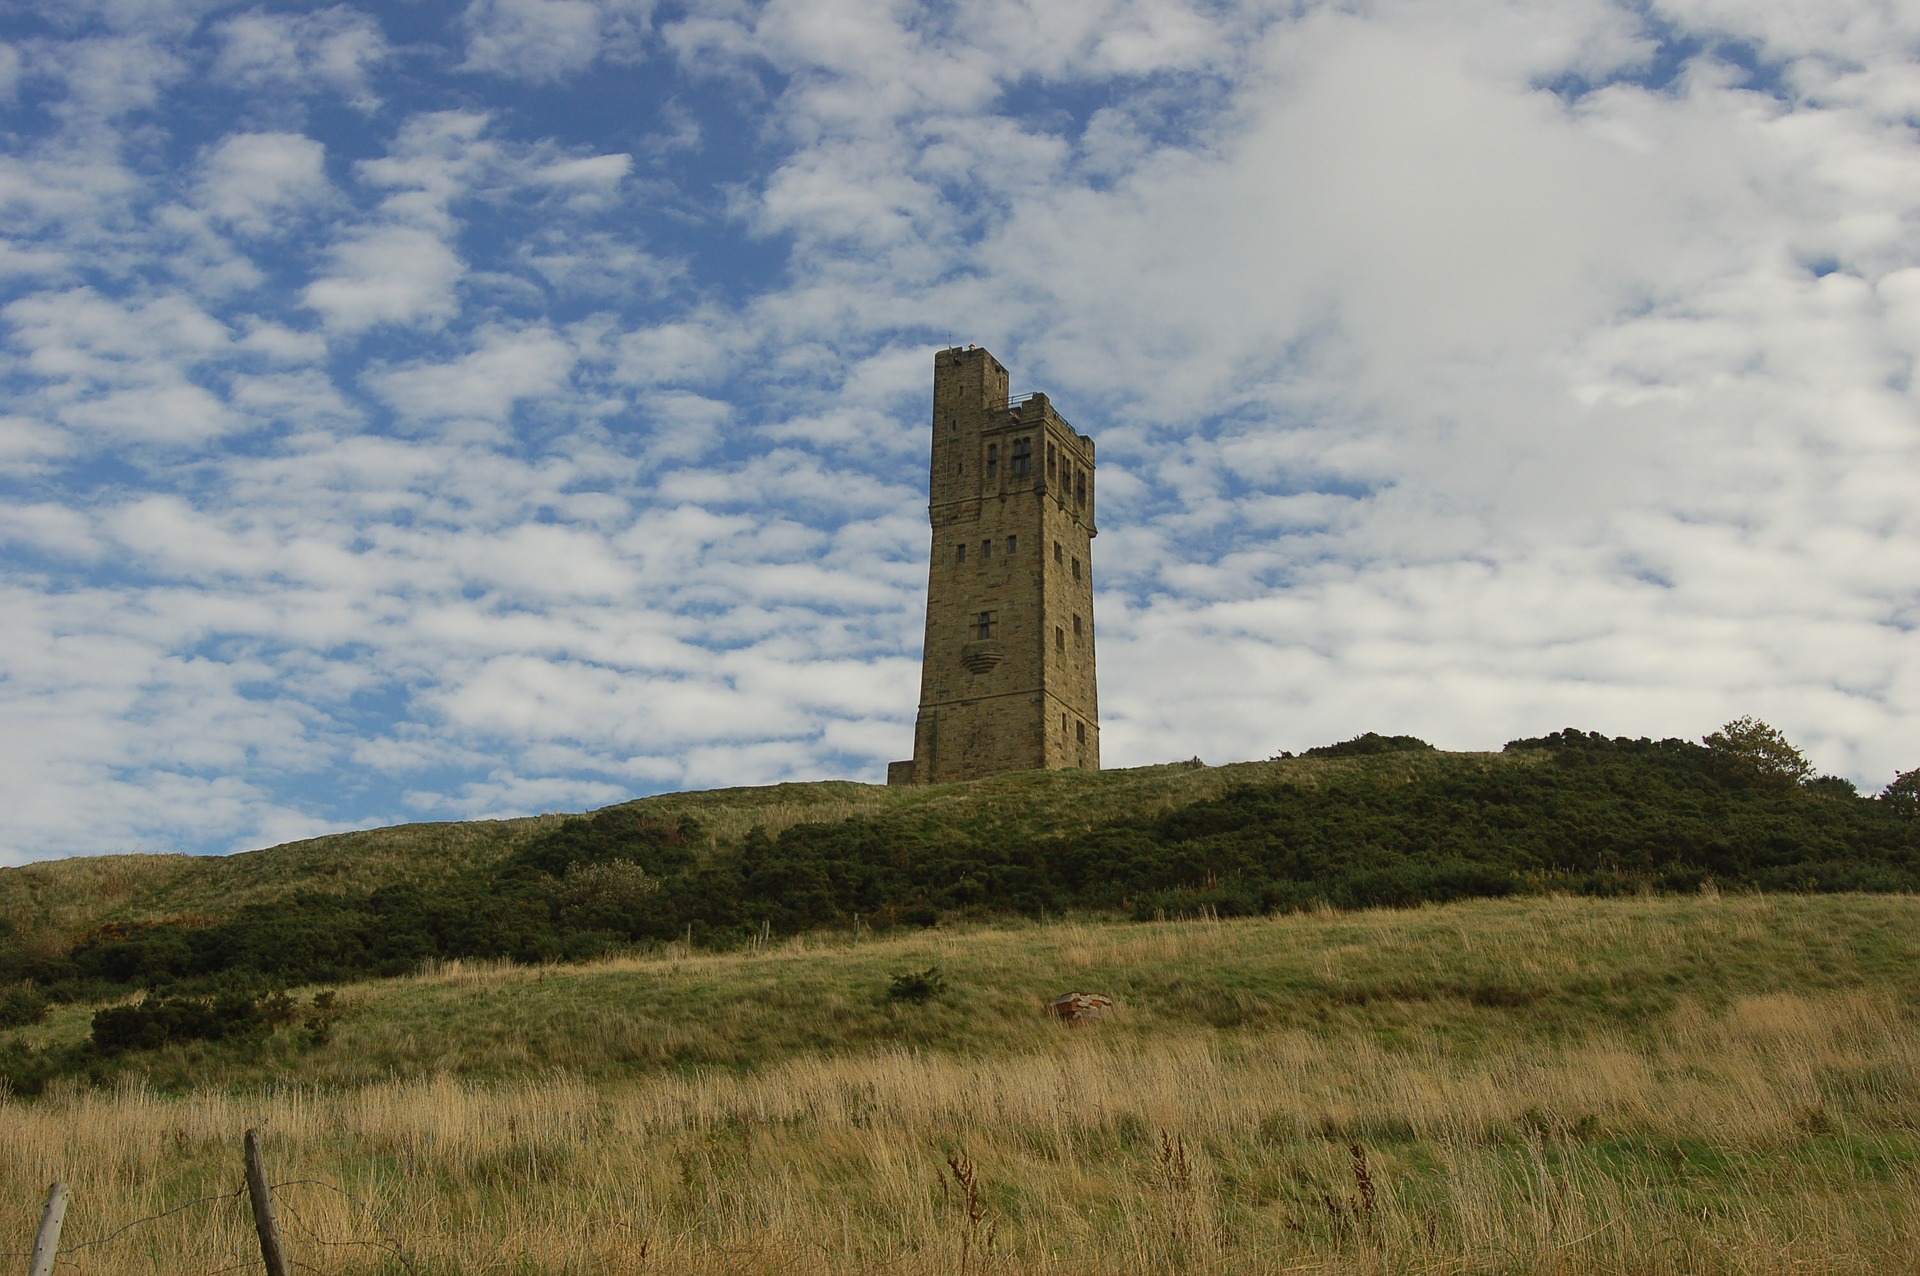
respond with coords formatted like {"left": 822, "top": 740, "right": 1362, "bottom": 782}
{"left": 0, "top": 749, "right": 1519, "bottom": 942}
{"left": 14, "top": 889, "right": 1917, "bottom": 1090}
{"left": 6, "top": 894, "right": 1920, "bottom": 1275}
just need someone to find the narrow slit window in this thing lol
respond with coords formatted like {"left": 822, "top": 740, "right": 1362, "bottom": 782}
{"left": 955, "top": 543, "right": 966, "bottom": 564}
{"left": 1007, "top": 534, "right": 1017, "bottom": 555}
{"left": 1055, "top": 626, "right": 1064, "bottom": 652}
{"left": 981, "top": 539, "right": 992, "bottom": 560}
{"left": 986, "top": 444, "right": 998, "bottom": 480}
{"left": 976, "top": 611, "right": 997, "bottom": 639}
{"left": 1073, "top": 614, "right": 1082, "bottom": 638}
{"left": 1076, "top": 721, "right": 1086, "bottom": 744}
{"left": 1046, "top": 442, "right": 1057, "bottom": 479}
{"left": 1053, "top": 541, "right": 1063, "bottom": 564}
{"left": 1071, "top": 557, "right": 1080, "bottom": 581}
{"left": 1075, "top": 469, "right": 1086, "bottom": 504}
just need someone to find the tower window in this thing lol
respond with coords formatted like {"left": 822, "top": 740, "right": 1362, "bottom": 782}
{"left": 1053, "top": 541, "right": 1063, "bottom": 564}
{"left": 1007, "top": 535, "right": 1017, "bottom": 555}
{"left": 981, "top": 539, "right": 992, "bottom": 560}
{"left": 986, "top": 444, "right": 998, "bottom": 480}
{"left": 1011, "top": 437, "right": 1032, "bottom": 477}
{"left": 1071, "top": 557, "right": 1080, "bottom": 581}
{"left": 955, "top": 543, "right": 966, "bottom": 564}
{"left": 1076, "top": 721, "right": 1086, "bottom": 744}
{"left": 1075, "top": 469, "right": 1086, "bottom": 504}
{"left": 1055, "top": 626, "right": 1064, "bottom": 652}
{"left": 1047, "top": 442, "right": 1057, "bottom": 479}
{"left": 1073, "top": 614, "right": 1082, "bottom": 638}
{"left": 976, "top": 611, "right": 997, "bottom": 639}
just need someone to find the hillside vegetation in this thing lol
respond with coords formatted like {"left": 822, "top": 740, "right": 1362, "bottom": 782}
{"left": 1, "top": 727, "right": 1915, "bottom": 1020}
{"left": 5, "top": 895, "right": 1920, "bottom": 1273}
{"left": 3, "top": 719, "right": 1919, "bottom": 1272}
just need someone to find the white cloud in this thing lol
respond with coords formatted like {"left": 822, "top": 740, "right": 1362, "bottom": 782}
{"left": 34, "top": 34, "right": 184, "bottom": 122}
{"left": 366, "top": 324, "right": 577, "bottom": 424}
{"left": 531, "top": 151, "right": 633, "bottom": 211}
{"left": 198, "top": 132, "right": 332, "bottom": 236}
{"left": 304, "top": 225, "right": 465, "bottom": 331}
{"left": 460, "top": 0, "right": 654, "bottom": 82}
{"left": 0, "top": 43, "right": 21, "bottom": 103}
{"left": 211, "top": 6, "right": 390, "bottom": 111}
{"left": 0, "top": 414, "right": 71, "bottom": 474}
{"left": 2, "top": 288, "right": 249, "bottom": 443}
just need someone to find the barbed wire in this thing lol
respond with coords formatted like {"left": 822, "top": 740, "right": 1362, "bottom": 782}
{"left": 270, "top": 1178, "right": 420, "bottom": 1276}
{"left": 4, "top": 1174, "right": 420, "bottom": 1276}
{"left": 0, "top": 1186, "right": 244, "bottom": 1260}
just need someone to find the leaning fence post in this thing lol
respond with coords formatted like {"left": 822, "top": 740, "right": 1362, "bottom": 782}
{"left": 242, "top": 1129, "right": 290, "bottom": 1276}
{"left": 28, "top": 1181, "right": 67, "bottom": 1276}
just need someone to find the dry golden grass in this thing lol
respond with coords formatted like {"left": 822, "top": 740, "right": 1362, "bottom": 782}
{"left": 5, "top": 895, "right": 1920, "bottom": 1274}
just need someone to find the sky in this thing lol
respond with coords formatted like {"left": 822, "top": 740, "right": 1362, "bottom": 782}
{"left": 1, "top": 0, "right": 1916, "bottom": 865}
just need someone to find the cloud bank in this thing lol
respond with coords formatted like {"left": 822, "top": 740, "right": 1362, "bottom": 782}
{"left": 0, "top": 0, "right": 1915, "bottom": 863}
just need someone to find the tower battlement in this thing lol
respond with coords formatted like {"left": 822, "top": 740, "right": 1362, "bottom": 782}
{"left": 888, "top": 347, "right": 1099, "bottom": 785}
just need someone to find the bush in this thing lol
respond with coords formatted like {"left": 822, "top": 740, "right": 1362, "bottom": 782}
{"left": 887, "top": 966, "right": 947, "bottom": 1004}
{"left": 1303, "top": 733, "right": 1436, "bottom": 759}
{"left": 304, "top": 990, "right": 342, "bottom": 1047}
{"left": 90, "top": 992, "right": 264, "bottom": 1054}
{"left": 0, "top": 983, "right": 49, "bottom": 1028}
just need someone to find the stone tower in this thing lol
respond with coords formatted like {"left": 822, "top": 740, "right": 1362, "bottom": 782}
{"left": 887, "top": 346, "right": 1099, "bottom": 785}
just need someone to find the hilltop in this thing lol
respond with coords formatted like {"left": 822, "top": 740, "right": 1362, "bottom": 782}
{"left": 0, "top": 727, "right": 1913, "bottom": 1016}
{"left": 0, "top": 750, "right": 1392, "bottom": 943}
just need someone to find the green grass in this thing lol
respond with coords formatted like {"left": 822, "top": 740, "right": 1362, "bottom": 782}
{"left": 14, "top": 890, "right": 1917, "bottom": 1092}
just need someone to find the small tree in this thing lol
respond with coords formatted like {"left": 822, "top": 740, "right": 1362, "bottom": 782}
{"left": 1702, "top": 717, "right": 1813, "bottom": 788}
{"left": 1883, "top": 768, "right": 1920, "bottom": 818}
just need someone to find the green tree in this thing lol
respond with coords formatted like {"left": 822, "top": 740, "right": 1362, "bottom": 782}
{"left": 1703, "top": 717, "right": 1813, "bottom": 788}
{"left": 1882, "top": 768, "right": 1920, "bottom": 818}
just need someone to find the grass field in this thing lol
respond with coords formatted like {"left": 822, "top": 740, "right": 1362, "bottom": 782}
{"left": 5, "top": 892, "right": 1920, "bottom": 1273}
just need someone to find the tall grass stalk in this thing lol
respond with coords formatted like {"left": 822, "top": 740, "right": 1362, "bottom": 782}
{"left": 5, "top": 907, "right": 1920, "bottom": 1272}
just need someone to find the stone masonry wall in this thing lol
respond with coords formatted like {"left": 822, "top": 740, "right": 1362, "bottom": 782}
{"left": 892, "top": 347, "right": 1099, "bottom": 785}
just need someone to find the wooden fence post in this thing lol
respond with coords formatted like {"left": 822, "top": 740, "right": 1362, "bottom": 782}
{"left": 242, "top": 1129, "right": 290, "bottom": 1276}
{"left": 28, "top": 1181, "right": 67, "bottom": 1276}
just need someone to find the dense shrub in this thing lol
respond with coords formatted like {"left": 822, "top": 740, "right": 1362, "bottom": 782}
{"left": 90, "top": 992, "right": 266, "bottom": 1054}
{"left": 887, "top": 966, "right": 947, "bottom": 1003}
{"left": 4, "top": 730, "right": 1914, "bottom": 1004}
{"left": 0, "top": 983, "right": 48, "bottom": 1028}
{"left": 1302, "top": 733, "right": 1436, "bottom": 759}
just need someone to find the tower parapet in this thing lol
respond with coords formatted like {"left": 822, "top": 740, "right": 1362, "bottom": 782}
{"left": 888, "top": 347, "right": 1099, "bottom": 785}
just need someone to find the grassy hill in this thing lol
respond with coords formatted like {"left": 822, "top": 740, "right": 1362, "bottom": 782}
{"left": 4, "top": 894, "right": 1920, "bottom": 1273}
{"left": 0, "top": 750, "right": 1463, "bottom": 941}
{"left": 1, "top": 729, "right": 1914, "bottom": 1010}
{"left": 3, "top": 729, "right": 1918, "bottom": 1272}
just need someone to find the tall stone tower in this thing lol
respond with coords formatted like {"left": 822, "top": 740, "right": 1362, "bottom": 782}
{"left": 887, "top": 346, "right": 1099, "bottom": 785}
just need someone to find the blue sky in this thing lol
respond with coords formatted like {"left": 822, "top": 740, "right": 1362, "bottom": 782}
{"left": 2, "top": 0, "right": 1917, "bottom": 863}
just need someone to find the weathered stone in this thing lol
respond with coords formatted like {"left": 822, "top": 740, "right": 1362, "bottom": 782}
{"left": 888, "top": 347, "right": 1100, "bottom": 784}
{"left": 1046, "top": 992, "right": 1115, "bottom": 1023}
